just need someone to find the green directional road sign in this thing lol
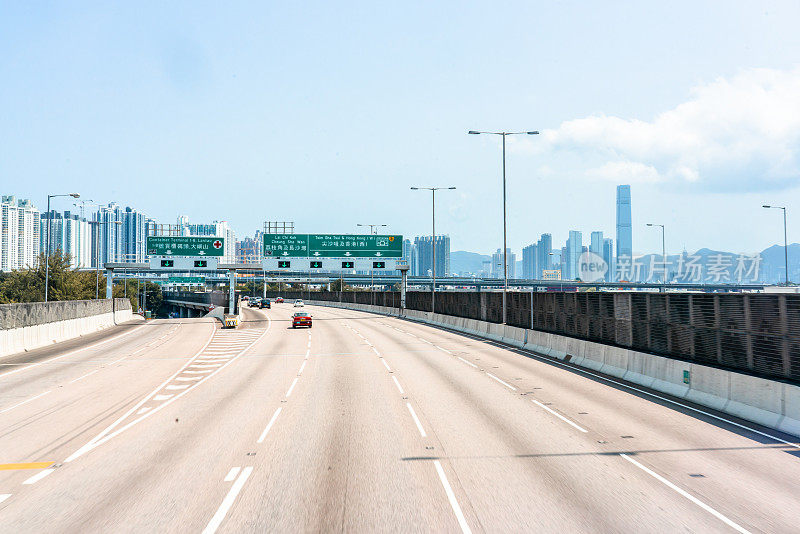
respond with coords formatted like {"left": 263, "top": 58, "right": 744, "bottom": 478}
{"left": 263, "top": 234, "right": 402, "bottom": 258}
{"left": 147, "top": 236, "right": 225, "bottom": 257}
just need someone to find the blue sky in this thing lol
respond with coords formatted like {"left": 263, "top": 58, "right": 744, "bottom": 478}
{"left": 2, "top": 1, "right": 800, "bottom": 255}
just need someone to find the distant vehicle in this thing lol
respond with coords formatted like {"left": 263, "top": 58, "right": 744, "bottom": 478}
{"left": 292, "top": 312, "right": 312, "bottom": 328}
{"left": 259, "top": 299, "right": 271, "bottom": 309}
{"left": 242, "top": 295, "right": 249, "bottom": 301}
{"left": 294, "top": 299, "right": 304, "bottom": 307}
{"left": 275, "top": 297, "right": 284, "bottom": 303}
{"left": 249, "top": 298, "right": 260, "bottom": 307}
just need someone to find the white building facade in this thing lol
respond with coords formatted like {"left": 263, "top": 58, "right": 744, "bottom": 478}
{"left": 1, "top": 196, "right": 41, "bottom": 272}
{"left": 40, "top": 211, "right": 92, "bottom": 268}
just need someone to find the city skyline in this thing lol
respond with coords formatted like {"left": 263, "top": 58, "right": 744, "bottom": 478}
{"left": 4, "top": 3, "right": 800, "bottom": 256}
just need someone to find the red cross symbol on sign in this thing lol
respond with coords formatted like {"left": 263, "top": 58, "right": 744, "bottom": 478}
{"left": 213, "top": 240, "right": 223, "bottom": 249}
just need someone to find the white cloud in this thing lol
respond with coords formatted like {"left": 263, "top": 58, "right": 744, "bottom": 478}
{"left": 533, "top": 67, "right": 800, "bottom": 191}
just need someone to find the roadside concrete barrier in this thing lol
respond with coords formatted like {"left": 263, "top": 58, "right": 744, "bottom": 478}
{"left": 1, "top": 299, "right": 133, "bottom": 358}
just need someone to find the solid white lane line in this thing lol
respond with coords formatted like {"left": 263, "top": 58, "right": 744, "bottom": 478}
{"left": 420, "top": 339, "right": 433, "bottom": 344}
{"left": 0, "top": 323, "right": 148, "bottom": 381}
{"left": 257, "top": 407, "right": 283, "bottom": 443}
{"left": 307, "top": 340, "right": 311, "bottom": 348}
{"left": 0, "top": 494, "right": 10, "bottom": 503}
{"left": 202, "top": 466, "right": 253, "bottom": 534}
{"left": 434, "top": 460, "right": 472, "bottom": 534}
{"left": 392, "top": 376, "right": 405, "bottom": 394}
{"left": 298, "top": 360, "right": 307, "bottom": 375}
{"left": 457, "top": 357, "right": 478, "bottom": 369}
{"left": 224, "top": 467, "right": 241, "bottom": 482}
{"left": 68, "top": 369, "right": 100, "bottom": 384}
{"left": 0, "top": 390, "right": 52, "bottom": 415}
{"left": 165, "top": 384, "right": 190, "bottom": 390}
{"left": 382, "top": 359, "right": 392, "bottom": 372}
{"left": 435, "top": 345, "right": 452, "bottom": 354}
{"left": 530, "top": 398, "right": 588, "bottom": 433}
{"left": 486, "top": 373, "right": 517, "bottom": 391}
{"left": 153, "top": 394, "right": 174, "bottom": 401}
{"left": 371, "top": 347, "right": 380, "bottom": 355}
{"left": 304, "top": 349, "right": 310, "bottom": 359}
{"left": 407, "top": 403, "right": 427, "bottom": 437}
{"left": 286, "top": 378, "right": 299, "bottom": 397}
{"left": 23, "top": 468, "right": 55, "bottom": 485}
{"left": 620, "top": 454, "right": 751, "bottom": 534}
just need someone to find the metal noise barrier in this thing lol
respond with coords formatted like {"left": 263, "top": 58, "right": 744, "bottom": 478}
{"left": 263, "top": 290, "right": 799, "bottom": 383}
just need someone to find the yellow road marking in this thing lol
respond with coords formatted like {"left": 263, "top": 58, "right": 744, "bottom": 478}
{"left": 0, "top": 462, "right": 54, "bottom": 471}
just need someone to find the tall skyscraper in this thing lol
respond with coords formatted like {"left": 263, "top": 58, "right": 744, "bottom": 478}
{"left": 616, "top": 185, "right": 632, "bottom": 262}
{"left": 1, "top": 196, "right": 40, "bottom": 272}
{"left": 603, "top": 237, "right": 614, "bottom": 282}
{"left": 522, "top": 243, "right": 537, "bottom": 279}
{"left": 40, "top": 210, "right": 92, "bottom": 268}
{"left": 590, "top": 231, "right": 604, "bottom": 255}
{"left": 565, "top": 230, "right": 582, "bottom": 279}
{"left": 414, "top": 235, "right": 450, "bottom": 277}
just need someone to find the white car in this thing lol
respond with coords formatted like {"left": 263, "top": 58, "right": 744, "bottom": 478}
{"left": 294, "top": 300, "right": 304, "bottom": 307}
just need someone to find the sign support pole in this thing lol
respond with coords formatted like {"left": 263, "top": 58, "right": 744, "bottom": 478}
{"left": 228, "top": 269, "right": 236, "bottom": 314}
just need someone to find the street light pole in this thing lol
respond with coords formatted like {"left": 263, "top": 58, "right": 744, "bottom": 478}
{"left": 44, "top": 193, "right": 80, "bottom": 302}
{"left": 411, "top": 187, "right": 456, "bottom": 314}
{"left": 646, "top": 223, "right": 666, "bottom": 291}
{"left": 763, "top": 205, "right": 789, "bottom": 285}
{"left": 469, "top": 130, "right": 538, "bottom": 324}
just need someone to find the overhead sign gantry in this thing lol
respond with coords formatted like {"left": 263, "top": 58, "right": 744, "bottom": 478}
{"left": 262, "top": 234, "right": 402, "bottom": 270}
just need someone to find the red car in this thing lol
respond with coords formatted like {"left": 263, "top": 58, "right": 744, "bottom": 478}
{"left": 292, "top": 312, "right": 312, "bottom": 328}
{"left": 275, "top": 297, "right": 284, "bottom": 303}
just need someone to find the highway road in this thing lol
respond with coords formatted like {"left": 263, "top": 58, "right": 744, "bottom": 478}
{"left": 1, "top": 303, "right": 799, "bottom": 533}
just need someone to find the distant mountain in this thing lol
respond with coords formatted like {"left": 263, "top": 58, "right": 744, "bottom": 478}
{"left": 450, "top": 251, "right": 490, "bottom": 275}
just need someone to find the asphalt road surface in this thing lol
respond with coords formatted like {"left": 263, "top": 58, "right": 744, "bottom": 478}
{"left": 1, "top": 303, "right": 799, "bottom": 533}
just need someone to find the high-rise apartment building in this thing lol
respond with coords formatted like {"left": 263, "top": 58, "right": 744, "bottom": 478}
{"left": 590, "top": 231, "right": 604, "bottom": 256}
{"left": 491, "top": 248, "right": 516, "bottom": 279}
{"left": 616, "top": 185, "right": 632, "bottom": 262}
{"left": 565, "top": 230, "right": 582, "bottom": 279}
{"left": 1, "top": 196, "right": 40, "bottom": 272}
{"left": 40, "top": 210, "right": 92, "bottom": 268}
{"left": 414, "top": 235, "right": 450, "bottom": 277}
{"left": 522, "top": 243, "right": 537, "bottom": 279}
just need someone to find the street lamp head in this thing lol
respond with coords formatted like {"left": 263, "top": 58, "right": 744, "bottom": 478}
{"left": 762, "top": 205, "right": 771, "bottom": 208}
{"left": 448, "top": 187, "right": 456, "bottom": 190}
{"left": 410, "top": 187, "right": 419, "bottom": 190}
{"left": 527, "top": 131, "right": 539, "bottom": 135}
{"left": 468, "top": 131, "right": 480, "bottom": 135}
{"left": 646, "top": 223, "right": 654, "bottom": 227}
{"left": 70, "top": 193, "right": 80, "bottom": 198}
